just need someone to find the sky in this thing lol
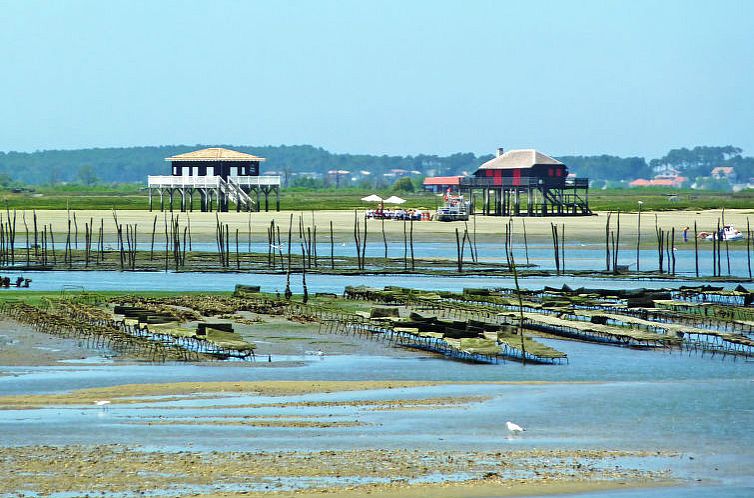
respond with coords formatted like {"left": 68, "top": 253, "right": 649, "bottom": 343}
{"left": 2, "top": 0, "right": 753, "bottom": 159}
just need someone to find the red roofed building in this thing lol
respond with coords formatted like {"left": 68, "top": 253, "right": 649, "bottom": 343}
{"left": 629, "top": 175, "right": 687, "bottom": 188}
{"left": 422, "top": 175, "right": 463, "bottom": 193}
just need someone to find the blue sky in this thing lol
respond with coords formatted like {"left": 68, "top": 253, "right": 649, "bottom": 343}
{"left": 2, "top": 0, "right": 752, "bottom": 158}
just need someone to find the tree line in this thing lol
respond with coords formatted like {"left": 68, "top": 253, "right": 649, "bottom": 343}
{"left": 0, "top": 144, "right": 751, "bottom": 186}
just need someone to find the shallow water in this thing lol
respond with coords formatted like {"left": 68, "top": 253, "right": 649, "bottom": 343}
{"left": 0, "top": 263, "right": 751, "bottom": 497}
{"left": 4, "top": 269, "right": 748, "bottom": 294}
{"left": 0, "top": 336, "right": 752, "bottom": 496}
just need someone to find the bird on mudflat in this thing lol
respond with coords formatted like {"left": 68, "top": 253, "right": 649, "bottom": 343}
{"left": 506, "top": 421, "right": 525, "bottom": 434}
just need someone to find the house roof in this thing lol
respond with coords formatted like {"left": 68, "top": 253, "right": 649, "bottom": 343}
{"left": 630, "top": 177, "right": 687, "bottom": 187}
{"left": 629, "top": 179, "right": 651, "bottom": 187}
{"left": 478, "top": 149, "right": 563, "bottom": 170}
{"left": 711, "top": 166, "right": 734, "bottom": 175}
{"left": 165, "top": 147, "right": 266, "bottom": 162}
{"left": 423, "top": 176, "right": 463, "bottom": 186}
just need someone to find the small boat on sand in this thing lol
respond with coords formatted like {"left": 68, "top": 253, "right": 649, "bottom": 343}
{"left": 699, "top": 225, "right": 745, "bottom": 242}
{"left": 434, "top": 194, "right": 470, "bottom": 222}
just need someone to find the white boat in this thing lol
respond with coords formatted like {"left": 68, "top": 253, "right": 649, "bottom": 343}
{"left": 434, "top": 194, "right": 469, "bottom": 222}
{"left": 703, "top": 225, "right": 745, "bottom": 242}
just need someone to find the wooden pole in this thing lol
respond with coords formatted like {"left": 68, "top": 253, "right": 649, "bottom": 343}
{"left": 301, "top": 241, "right": 309, "bottom": 303}
{"left": 361, "top": 212, "right": 367, "bottom": 271}
{"left": 470, "top": 213, "right": 479, "bottom": 268}
{"left": 694, "top": 220, "right": 699, "bottom": 277}
{"left": 73, "top": 212, "right": 78, "bottom": 250}
{"left": 150, "top": 215, "right": 157, "bottom": 261}
{"left": 23, "top": 211, "right": 29, "bottom": 266}
{"left": 285, "top": 213, "right": 293, "bottom": 299}
{"left": 410, "top": 218, "right": 415, "bottom": 271}
{"left": 49, "top": 224, "right": 56, "bottom": 265}
{"left": 605, "top": 212, "right": 611, "bottom": 272}
{"left": 636, "top": 203, "right": 641, "bottom": 272}
{"left": 381, "top": 217, "right": 388, "bottom": 259}
{"left": 508, "top": 247, "right": 526, "bottom": 365}
{"left": 353, "top": 210, "right": 361, "bottom": 270}
{"left": 330, "top": 220, "right": 335, "bottom": 270}
{"left": 455, "top": 227, "right": 462, "bottom": 273}
{"left": 613, "top": 210, "right": 620, "bottom": 273}
{"left": 312, "top": 225, "right": 319, "bottom": 268}
{"left": 33, "top": 210, "right": 38, "bottom": 261}
{"left": 561, "top": 223, "right": 565, "bottom": 274}
{"left": 521, "top": 218, "right": 530, "bottom": 266}
{"left": 671, "top": 227, "right": 676, "bottom": 275}
{"left": 746, "top": 216, "right": 751, "bottom": 279}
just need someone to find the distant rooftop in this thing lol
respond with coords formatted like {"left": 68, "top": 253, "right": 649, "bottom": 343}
{"left": 166, "top": 147, "right": 266, "bottom": 162}
{"left": 479, "top": 149, "right": 562, "bottom": 170}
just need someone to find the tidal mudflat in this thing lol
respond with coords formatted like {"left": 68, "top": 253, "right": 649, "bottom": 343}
{"left": 0, "top": 270, "right": 752, "bottom": 497}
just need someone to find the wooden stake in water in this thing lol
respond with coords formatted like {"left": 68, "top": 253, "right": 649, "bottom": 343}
{"left": 403, "top": 219, "right": 408, "bottom": 270}
{"left": 381, "top": 217, "right": 388, "bottom": 259}
{"left": 694, "top": 221, "right": 699, "bottom": 277}
{"left": 455, "top": 227, "right": 462, "bottom": 272}
{"left": 22, "top": 211, "right": 29, "bottom": 266}
{"left": 301, "top": 241, "right": 309, "bottom": 304}
{"left": 613, "top": 210, "right": 621, "bottom": 273}
{"left": 150, "top": 215, "right": 157, "bottom": 261}
{"left": 521, "top": 218, "right": 530, "bottom": 266}
{"left": 235, "top": 228, "right": 240, "bottom": 270}
{"left": 285, "top": 213, "right": 293, "bottom": 300}
{"left": 605, "top": 212, "right": 612, "bottom": 272}
{"left": 409, "top": 218, "right": 415, "bottom": 271}
{"left": 746, "top": 216, "right": 751, "bottom": 279}
{"left": 330, "top": 220, "right": 335, "bottom": 270}
{"left": 508, "top": 247, "right": 527, "bottom": 365}
{"left": 360, "top": 214, "right": 367, "bottom": 270}
{"left": 636, "top": 202, "right": 642, "bottom": 272}
{"left": 561, "top": 223, "right": 565, "bottom": 274}
{"left": 353, "top": 210, "right": 361, "bottom": 270}
{"left": 671, "top": 227, "right": 676, "bottom": 275}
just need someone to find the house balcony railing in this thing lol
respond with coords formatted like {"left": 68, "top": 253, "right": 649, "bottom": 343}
{"left": 459, "top": 177, "right": 589, "bottom": 188}
{"left": 148, "top": 175, "right": 281, "bottom": 188}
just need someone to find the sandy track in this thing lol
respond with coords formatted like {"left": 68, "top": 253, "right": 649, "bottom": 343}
{"left": 18, "top": 208, "right": 753, "bottom": 242}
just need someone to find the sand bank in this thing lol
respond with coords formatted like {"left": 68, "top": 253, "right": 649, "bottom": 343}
{"left": 0, "top": 444, "right": 676, "bottom": 497}
{"left": 22, "top": 208, "right": 753, "bottom": 242}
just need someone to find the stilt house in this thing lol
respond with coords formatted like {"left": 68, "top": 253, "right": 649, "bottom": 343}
{"left": 459, "top": 148, "right": 590, "bottom": 216}
{"left": 147, "top": 147, "right": 281, "bottom": 212}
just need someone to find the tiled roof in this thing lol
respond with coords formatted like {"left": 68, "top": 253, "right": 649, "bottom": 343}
{"left": 166, "top": 148, "right": 266, "bottom": 162}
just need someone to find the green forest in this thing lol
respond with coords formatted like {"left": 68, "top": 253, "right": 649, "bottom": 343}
{"left": 0, "top": 144, "right": 751, "bottom": 187}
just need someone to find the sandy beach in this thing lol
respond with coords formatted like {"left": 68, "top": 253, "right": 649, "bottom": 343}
{"left": 21, "top": 208, "right": 754, "bottom": 243}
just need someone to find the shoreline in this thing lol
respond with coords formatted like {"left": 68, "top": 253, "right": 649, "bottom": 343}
{"left": 14, "top": 208, "right": 754, "bottom": 242}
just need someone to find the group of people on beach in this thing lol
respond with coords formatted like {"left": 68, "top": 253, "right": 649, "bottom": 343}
{"left": 365, "top": 209, "right": 429, "bottom": 221}
{"left": 0, "top": 276, "right": 31, "bottom": 288}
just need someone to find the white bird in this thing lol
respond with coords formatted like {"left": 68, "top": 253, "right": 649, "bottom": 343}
{"left": 93, "top": 400, "right": 111, "bottom": 407}
{"left": 506, "top": 421, "right": 525, "bottom": 434}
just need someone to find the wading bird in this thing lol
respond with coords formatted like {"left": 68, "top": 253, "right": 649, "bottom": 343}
{"left": 506, "top": 421, "right": 525, "bottom": 434}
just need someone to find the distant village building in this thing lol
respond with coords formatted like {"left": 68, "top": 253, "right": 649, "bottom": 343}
{"left": 711, "top": 166, "right": 736, "bottom": 181}
{"left": 147, "top": 147, "right": 280, "bottom": 212}
{"left": 422, "top": 175, "right": 463, "bottom": 193}
{"left": 458, "top": 148, "right": 590, "bottom": 216}
{"left": 629, "top": 173, "right": 687, "bottom": 188}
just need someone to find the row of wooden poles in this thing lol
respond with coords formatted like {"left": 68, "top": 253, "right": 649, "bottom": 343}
{"left": 603, "top": 209, "right": 753, "bottom": 278}
{"left": 1, "top": 208, "right": 753, "bottom": 278}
